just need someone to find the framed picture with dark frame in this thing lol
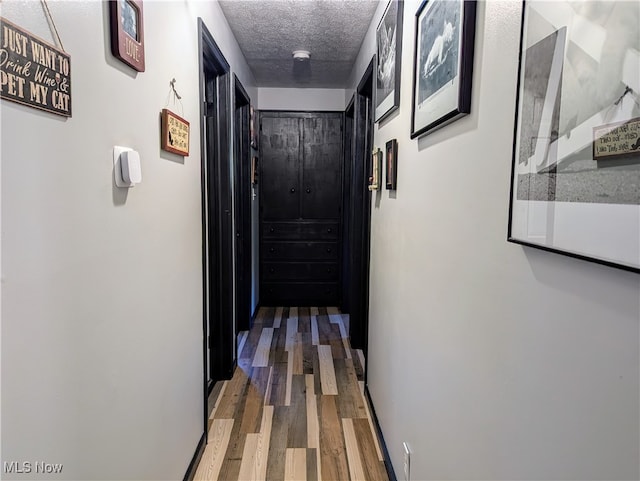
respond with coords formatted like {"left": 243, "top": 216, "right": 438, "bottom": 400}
{"left": 109, "top": 0, "right": 145, "bottom": 72}
{"left": 375, "top": 0, "right": 404, "bottom": 123}
{"left": 508, "top": 1, "right": 640, "bottom": 273}
{"left": 410, "top": 0, "right": 476, "bottom": 138}
{"left": 386, "top": 139, "right": 398, "bottom": 190}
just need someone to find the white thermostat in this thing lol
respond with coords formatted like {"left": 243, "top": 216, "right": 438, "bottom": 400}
{"left": 113, "top": 146, "right": 142, "bottom": 187}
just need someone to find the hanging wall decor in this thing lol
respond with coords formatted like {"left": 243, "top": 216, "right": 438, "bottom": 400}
{"left": 368, "top": 148, "right": 383, "bottom": 191}
{"left": 410, "top": 0, "right": 476, "bottom": 138}
{"left": 0, "top": 17, "right": 72, "bottom": 117}
{"left": 110, "top": 0, "right": 145, "bottom": 72}
{"left": 161, "top": 109, "right": 190, "bottom": 156}
{"left": 161, "top": 79, "right": 189, "bottom": 156}
{"left": 508, "top": 1, "right": 640, "bottom": 273}
{"left": 386, "top": 139, "right": 398, "bottom": 190}
{"left": 375, "top": 0, "right": 404, "bottom": 123}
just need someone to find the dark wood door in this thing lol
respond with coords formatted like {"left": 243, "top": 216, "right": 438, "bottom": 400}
{"left": 261, "top": 116, "right": 301, "bottom": 220}
{"left": 233, "top": 76, "right": 251, "bottom": 332}
{"left": 341, "top": 99, "right": 354, "bottom": 312}
{"left": 302, "top": 116, "right": 343, "bottom": 219}
{"left": 199, "top": 19, "right": 235, "bottom": 443}
{"left": 348, "top": 58, "right": 375, "bottom": 356}
{"left": 259, "top": 111, "right": 343, "bottom": 306}
{"left": 204, "top": 70, "right": 234, "bottom": 383}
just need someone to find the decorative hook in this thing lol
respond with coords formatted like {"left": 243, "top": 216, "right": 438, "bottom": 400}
{"left": 614, "top": 85, "right": 632, "bottom": 106}
{"left": 170, "top": 78, "right": 182, "bottom": 100}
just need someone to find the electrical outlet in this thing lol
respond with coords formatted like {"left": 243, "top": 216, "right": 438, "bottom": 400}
{"left": 403, "top": 442, "right": 411, "bottom": 481}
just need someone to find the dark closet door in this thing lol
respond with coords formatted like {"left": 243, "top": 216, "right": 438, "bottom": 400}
{"left": 302, "top": 116, "right": 343, "bottom": 219}
{"left": 259, "top": 111, "right": 344, "bottom": 306}
{"left": 261, "top": 116, "right": 301, "bottom": 220}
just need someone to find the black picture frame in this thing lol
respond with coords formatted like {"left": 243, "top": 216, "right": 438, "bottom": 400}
{"left": 410, "top": 0, "right": 476, "bottom": 139}
{"left": 507, "top": 1, "right": 640, "bottom": 273}
{"left": 386, "top": 139, "right": 398, "bottom": 190}
{"left": 375, "top": 0, "right": 404, "bottom": 123}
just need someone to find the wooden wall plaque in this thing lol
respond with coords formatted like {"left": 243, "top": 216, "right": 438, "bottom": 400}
{"left": 109, "top": 0, "right": 145, "bottom": 72}
{"left": 161, "top": 109, "right": 190, "bottom": 156}
{"left": 0, "top": 17, "right": 72, "bottom": 117}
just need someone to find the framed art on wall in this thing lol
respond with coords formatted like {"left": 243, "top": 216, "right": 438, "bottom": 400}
{"left": 109, "top": 0, "right": 145, "bottom": 72}
{"left": 410, "top": 0, "right": 476, "bottom": 138}
{"left": 369, "top": 148, "right": 383, "bottom": 191}
{"left": 161, "top": 109, "right": 190, "bottom": 156}
{"left": 508, "top": 1, "right": 640, "bottom": 273}
{"left": 386, "top": 139, "right": 398, "bottom": 190}
{"left": 375, "top": 0, "right": 404, "bottom": 123}
{"left": 0, "top": 17, "right": 72, "bottom": 117}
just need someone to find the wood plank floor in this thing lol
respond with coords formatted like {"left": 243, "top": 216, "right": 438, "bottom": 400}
{"left": 195, "top": 307, "right": 388, "bottom": 481}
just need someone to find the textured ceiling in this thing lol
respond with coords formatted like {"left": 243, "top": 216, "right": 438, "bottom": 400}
{"left": 218, "top": 0, "right": 380, "bottom": 88}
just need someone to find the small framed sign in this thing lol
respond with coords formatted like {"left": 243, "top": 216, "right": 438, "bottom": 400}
{"left": 161, "top": 109, "right": 190, "bottom": 156}
{"left": 368, "top": 148, "right": 383, "bottom": 191}
{"left": 0, "top": 17, "right": 72, "bottom": 117}
{"left": 109, "top": 0, "right": 145, "bottom": 72}
{"left": 593, "top": 118, "right": 640, "bottom": 162}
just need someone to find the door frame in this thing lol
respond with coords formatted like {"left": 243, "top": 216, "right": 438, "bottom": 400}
{"left": 341, "top": 96, "right": 355, "bottom": 313}
{"left": 198, "top": 17, "right": 234, "bottom": 432}
{"left": 233, "top": 76, "right": 252, "bottom": 333}
{"left": 347, "top": 56, "right": 375, "bottom": 363}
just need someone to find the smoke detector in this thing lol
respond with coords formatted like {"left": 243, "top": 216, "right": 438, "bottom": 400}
{"left": 292, "top": 50, "right": 310, "bottom": 61}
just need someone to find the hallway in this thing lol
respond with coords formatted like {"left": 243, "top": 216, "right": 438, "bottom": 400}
{"left": 194, "top": 307, "right": 389, "bottom": 481}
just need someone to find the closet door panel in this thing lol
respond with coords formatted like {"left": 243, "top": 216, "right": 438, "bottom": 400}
{"left": 260, "top": 116, "right": 301, "bottom": 220}
{"left": 302, "top": 116, "right": 343, "bottom": 219}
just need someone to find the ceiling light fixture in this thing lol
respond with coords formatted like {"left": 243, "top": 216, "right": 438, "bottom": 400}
{"left": 292, "top": 50, "right": 310, "bottom": 62}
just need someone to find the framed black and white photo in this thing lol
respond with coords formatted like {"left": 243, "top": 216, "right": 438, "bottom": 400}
{"left": 375, "top": 0, "right": 403, "bottom": 123}
{"left": 410, "top": 0, "right": 476, "bottom": 138}
{"left": 508, "top": 1, "right": 640, "bottom": 273}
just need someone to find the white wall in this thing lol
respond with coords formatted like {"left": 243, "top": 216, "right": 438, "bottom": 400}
{"left": 258, "top": 87, "right": 346, "bottom": 111}
{"left": 350, "top": 1, "right": 640, "bottom": 480}
{"left": 0, "top": 1, "right": 255, "bottom": 479}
